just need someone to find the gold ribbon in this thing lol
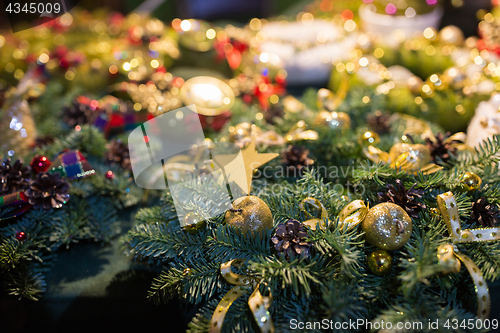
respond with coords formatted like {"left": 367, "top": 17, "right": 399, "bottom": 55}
{"left": 210, "top": 259, "right": 274, "bottom": 333}
{"left": 437, "top": 192, "right": 500, "bottom": 243}
{"left": 284, "top": 121, "right": 318, "bottom": 143}
{"left": 436, "top": 191, "right": 498, "bottom": 319}
{"left": 363, "top": 145, "right": 443, "bottom": 175}
{"left": 338, "top": 200, "right": 369, "bottom": 230}
{"left": 234, "top": 121, "right": 318, "bottom": 149}
{"left": 305, "top": 200, "right": 369, "bottom": 231}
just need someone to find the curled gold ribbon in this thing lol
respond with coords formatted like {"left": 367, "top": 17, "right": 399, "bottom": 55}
{"left": 436, "top": 191, "right": 498, "bottom": 319}
{"left": 210, "top": 259, "right": 274, "bottom": 333}
{"left": 338, "top": 200, "right": 369, "bottom": 230}
{"left": 437, "top": 192, "right": 500, "bottom": 243}
{"left": 235, "top": 122, "right": 318, "bottom": 149}
{"left": 284, "top": 120, "right": 318, "bottom": 143}
{"left": 363, "top": 146, "right": 443, "bottom": 175}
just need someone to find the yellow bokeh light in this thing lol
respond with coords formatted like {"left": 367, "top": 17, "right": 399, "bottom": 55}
{"left": 206, "top": 29, "right": 216, "bottom": 39}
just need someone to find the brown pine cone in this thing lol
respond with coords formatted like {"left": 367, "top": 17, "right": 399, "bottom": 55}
{"left": 425, "top": 132, "right": 458, "bottom": 164}
{"left": 25, "top": 173, "right": 70, "bottom": 209}
{"left": 378, "top": 179, "right": 426, "bottom": 218}
{"left": 33, "top": 136, "right": 55, "bottom": 148}
{"left": 282, "top": 145, "right": 314, "bottom": 176}
{"left": 105, "top": 139, "right": 131, "bottom": 170}
{"left": 367, "top": 111, "right": 391, "bottom": 134}
{"left": 263, "top": 105, "right": 284, "bottom": 124}
{"left": 471, "top": 198, "right": 500, "bottom": 228}
{"left": 0, "top": 159, "right": 31, "bottom": 195}
{"left": 271, "top": 219, "right": 311, "bottom": 261}
{"left": 62, "top": 96, "right": 97, "bottom": 127}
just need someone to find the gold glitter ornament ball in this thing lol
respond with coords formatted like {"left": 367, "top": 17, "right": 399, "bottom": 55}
{"left": 225, "top": 196, "right": 273, "bottom": 234}
{"left": 362, "top": 203, "right": 412, "bottom": 251}
{"left": 367, "top": 249, "right": 393, "bottom": 276}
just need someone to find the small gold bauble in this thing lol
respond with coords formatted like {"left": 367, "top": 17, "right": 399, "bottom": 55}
{"left": 460, "top": 172, "right": 482, "bottom": 192}
{"left": 439, "top": 25, "right": 465, "bottom": 46}
{"left": 429, "top": 208, "right": 440, "bottom": 217}
{"left": 225, "top": 196, "right": 273, "bottom": 234}
{"left": 183, "top": 268, "right": 192, "bottom": 276}
{"left": 182, "top": 213, "right": 206, "bottom": 234}
{"left": 331, "top": 112, "right": 351, "bottom": 129}
{"left": 359, "top": 131, "right": 380, "bottom": 146}
{"left": 362, "top": 202, "right": 412, "bottom": 251}
{"left": 367, "top": 249, "right": 393, "bottom": 276}
{"left": 313, "top": 111, "right": 351, "bottom": 130}
{"left": 299, "top": 197, "right": 327, "bottom": 219}
{"left": 229, "top": 122, "right": 262, "bottom": 143}
{"left": 388, "top": 143, "right": 431, "bottom": 172}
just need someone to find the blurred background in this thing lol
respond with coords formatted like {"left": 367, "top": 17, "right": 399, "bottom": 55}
{"left": 75, "top": 0, "right": 492, "bottom": 36}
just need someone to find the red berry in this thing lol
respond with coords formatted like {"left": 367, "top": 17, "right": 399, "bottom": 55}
{"left": 15, "top": 231, "right": 27, "bottom": 241}
{"left": 105, "top": 170, "right": 114, "bottom": 180}
{"left": 30, "top": 155, "right": 51, "bottom": 174}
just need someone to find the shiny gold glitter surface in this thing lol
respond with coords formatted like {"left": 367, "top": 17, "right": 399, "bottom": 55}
{"left": 362, "top": 202, "right": 412, "bottom": 251}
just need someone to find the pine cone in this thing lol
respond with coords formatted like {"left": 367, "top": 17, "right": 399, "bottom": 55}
{"left": 378, "top": 179, "right": 426, "bottom": 218}
{"left": 425, "top": 132, "right": 458, "bottom": 164}
{"left": 367, "top": 111, "right": 391, "bottom": 134}
{"left": 0, "top": 159, "right": 31, "bottom": 195}
{"left": 263, "top": 105, "right": 284, "bottom": 124}
{"left": 33, "top": 136, "right": 55, "bottom": 148}
{"left": 62, "top": 96, "right": 96, "bottom": 127}
{"left": 25, "top": 173, "right": 70, "bottom": 209}
{"left": 271, "top": 219, "right": 311, "bottom": 260}
{"left": 471, "top": 197, "right": 500, "bottom": 228}
{"left": 282, "top": 145, "right": 313, "bottom": 176}
{"left": 105, "top": 139, "right": 131, "bottom": 170}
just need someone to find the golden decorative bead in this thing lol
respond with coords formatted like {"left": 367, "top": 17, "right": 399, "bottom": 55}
{"left": 367, "top": 249, "right": 393, "bottom": 276}
{"left": 182, "top": 213, "right": 206, "bottom": 234}
{"left": 362, "top": 203, "right": 412, "bottom": 251}
{"left": 183, "top": 268, "right": 192, "bottom": 276}
{"left": 460, "top": 172, "right": 482, "bottom": 192}
{"left": 359, "top": 131, "right": 380, "bottom": 146}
